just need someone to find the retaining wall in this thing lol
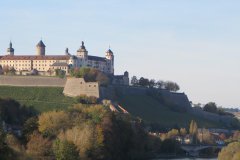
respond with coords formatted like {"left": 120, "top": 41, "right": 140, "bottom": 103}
{"left": 0, "top": 76, "right": 66, "bottom": 87}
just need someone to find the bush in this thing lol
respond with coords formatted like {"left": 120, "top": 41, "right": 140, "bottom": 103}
{"left": 55, "top": 69, "right": 66, "bottom": 78}
{"left": 75, "top": 95, "right": 98, "bottom": 104}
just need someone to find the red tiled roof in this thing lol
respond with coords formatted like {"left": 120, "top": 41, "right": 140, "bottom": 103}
{"left": 0, "top": 55, "right": 70, "bottom": 60}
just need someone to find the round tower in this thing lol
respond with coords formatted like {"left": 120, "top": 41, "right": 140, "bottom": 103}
{"left": 36, "top": 40, "right": 46, "bottom": 56}
{"left": 7, "top": 41, "right": 14, "bottom": 56}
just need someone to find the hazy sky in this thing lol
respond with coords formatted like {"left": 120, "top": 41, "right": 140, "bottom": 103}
{"left": 0, "top": 0, "right": 239, "bottom": 108}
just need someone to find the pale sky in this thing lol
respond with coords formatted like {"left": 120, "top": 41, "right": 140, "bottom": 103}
{"left": 0, "top": 0, "right": 239, "bottom": 108}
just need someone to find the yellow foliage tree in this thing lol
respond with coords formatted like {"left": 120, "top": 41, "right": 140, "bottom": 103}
{"left": 38, "top": 110, "right": 70, "bottom": 136}
{"left": 218, "top": 142, "right": 240, "bottom": 160}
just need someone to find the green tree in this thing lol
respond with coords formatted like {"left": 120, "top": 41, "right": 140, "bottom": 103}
{"left": 0, "top": 124, "right": 5, "bottom": 151}
{"left": 164, "top": 81, "right": 180, "bottom": 92}
{"left": 53, "top": 139, "right": 79, "bottom": 160}
{"left": 22, "top": 117, "right": 39, "bottom": 142}
{"left": 148, "top": 79, "right": 156, "bottom": 88}
{"left": 55, "top": 69, "right": 66, "bottom": 78}
{"left": 160, "top": 139, "right": 181, "bottom": 154}
{"left": 203, "top": 102, "right": 218, "bottom": 113}
{"left": 131, "top": 76, "right": 138, "bottom": 86}
{"left": 138, "top": 77, "right": 149, "bottom": 87}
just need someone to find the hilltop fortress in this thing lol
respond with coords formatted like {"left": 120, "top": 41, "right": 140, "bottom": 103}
{"left": 0, "top": 40, "right": 129, "bottom": 85}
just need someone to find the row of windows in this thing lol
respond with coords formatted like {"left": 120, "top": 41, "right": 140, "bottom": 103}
{"left": 0, "top": 60, "right": 67, "bottom": 63}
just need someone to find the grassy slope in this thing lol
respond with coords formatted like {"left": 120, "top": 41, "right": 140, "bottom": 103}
{"left": 117, "top": 94, "right": 222, "bottom": 128}
{"left": 0, "top": 86, "right": 75, "bottom": 112}
{"left": 0, "top": 86, "right": 222, "bottom": 128}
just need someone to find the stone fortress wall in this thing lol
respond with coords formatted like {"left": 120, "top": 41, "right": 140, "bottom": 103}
{"left": 63, "top": 78, "right": 99, "bottom": 98}
{"left": 0, "top": 76, "right": 99, "bottom": 98}
{"left": 0, "top": 76, "right": 66, "bottom": 87}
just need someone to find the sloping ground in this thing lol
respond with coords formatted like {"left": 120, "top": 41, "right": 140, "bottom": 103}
{"left": 117, "top": 94, "right": 222, "bottom": 128}
{"left": 0, "top": 86, "right": 75, "bottom": 112}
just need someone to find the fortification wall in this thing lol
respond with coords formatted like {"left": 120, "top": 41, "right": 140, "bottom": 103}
{"left": 63, "top": 78, "right": 99, "bottom": 98}
{"left": 0, "top": 76, "right": 66, "bottom": 87}
{"left": 100, "top": 86, "right": 192, "bottom": 110}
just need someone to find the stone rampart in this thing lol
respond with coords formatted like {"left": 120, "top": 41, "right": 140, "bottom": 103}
{"left": 0, "top": 76, "right": 66, "bottom": 87}
{"left": 63, "top": 78, "right": 99, "bottom": 98}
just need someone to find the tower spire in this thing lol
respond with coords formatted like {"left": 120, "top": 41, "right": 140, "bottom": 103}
{"left": 7, "top": 41, "right": 14, "bottom": 56}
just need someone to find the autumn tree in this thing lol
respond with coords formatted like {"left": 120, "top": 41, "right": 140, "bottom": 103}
{"left": 53, "top": 139, "right": 79, "bottom": 160}
{"left": 26, "top": 132, "right": 53, "bottom": 159}
{"left": 180, "top": 128, "right": 187, "bottom": 136}
{"left": 38, "top": 110, "right": 70, "bottom": 136}
{"left": 189, "top": 120, "right": 198, "bottom": 144}
{"left": 167, "top": 129, "right": 179, "bottom": 139}
{"left": 218, "top": 142, "right": 240, "bottom": 160}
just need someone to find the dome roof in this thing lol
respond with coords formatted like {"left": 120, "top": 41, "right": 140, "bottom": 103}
{"left": 77, "top": 41, "right": 87, "bottom": 52}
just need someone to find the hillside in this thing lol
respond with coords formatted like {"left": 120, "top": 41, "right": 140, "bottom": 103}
{"left": 0, "top": 86, "right": 74, "bottom": 112}
{"left": 117, "top": 94, "right": 223, "bottom": 128}
{"left": 0, "top": 85, "right": 237, "bottom": 129}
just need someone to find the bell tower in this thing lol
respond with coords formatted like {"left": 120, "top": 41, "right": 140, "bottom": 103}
{"left": 76, "top": 41, "right": 88, "bottom": 58}
{"left": 105, "top": 48, "right": 114, "bottom": 74}
{"left": 7, "top": 41, "right": 14, "bottom": 56}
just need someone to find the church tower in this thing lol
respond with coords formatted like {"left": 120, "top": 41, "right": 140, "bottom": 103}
{"left": 36, "top": 40, "right": 46, "bottom": 56}
{"left": 77, "top": 41, "right": 88, "bottom": 58}
{"left": 7, "top": 41, "right": 14, "bottom": 56}
{"left": 105, "top": 48, "right": 114, "bottom": 74}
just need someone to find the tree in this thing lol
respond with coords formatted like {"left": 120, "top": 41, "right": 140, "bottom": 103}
{"left": 131, "top": 76, "right": 138, "bottom": 86}
{"left": 53, "top": 139, "right": 79, "bottom": 160}
{"left": 156, "top": 80, "right": 164, "bottom": 89}
{"left": 2, "top": 65, "right": 9, "bottom": 75}
{"left": 22, "top": 117, "right": 39, "bottom": 142}
{"left": 9, "top": 67, "right": 16, "bottom": 75}
{"left": 148, "top": 79, "right": 156, "bottom": 88}
{"left": 26, "top": 131, "right": 53, "bottom": 158}
{"left": 138, "top": 77, "right": 149, "bottom": 87}
{"left": 189, "top": 120, "right": 198, "bottom": 144}
{"left": 160, "top": 139, "right": 181, "bottom": 154}
{"left": 0, "top": 125, "right": 5, "bottom": 151}
{"left": 0, "top": 65, "right": 3, "bottom": 75}
{"left": 189, "top": 120, "right": 198, "bottom": 136}
{"left": 38, "top": 111, "right": 70, "bottom": 136}
{"left": 96, "top": 71, "right": 109, "bottom": 86}
{"left": 164, "top": 81, "right": 180, "bottom": 92}
{"left": 218, "top": 142, "right": 240, "bottom": 160}
{"left": 203, "top": 102, "right": 218, "bottom": 113}
{"left": 167, "top": 129, "right": 179, "bottom": 138}
{"left": 55, "top": 69, "right": 66, "bottom": 78}
{"left": 180, "top": 128, "right": 187, "bottom": 136}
